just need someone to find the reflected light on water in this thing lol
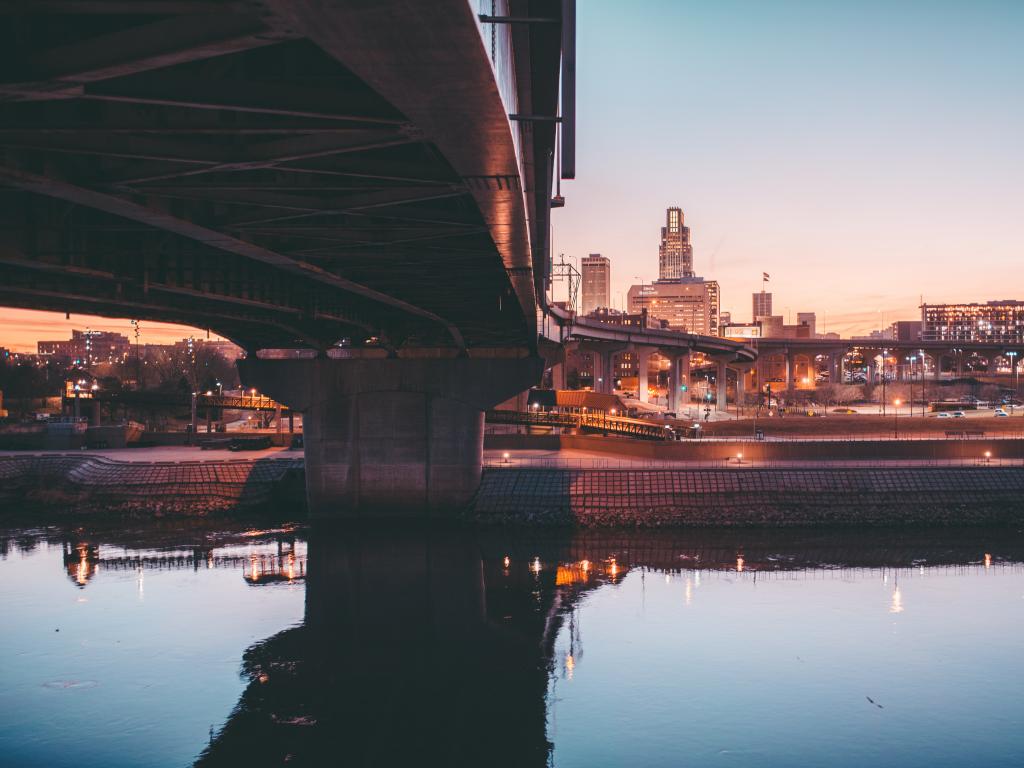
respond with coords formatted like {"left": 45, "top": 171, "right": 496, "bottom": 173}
{"left": 891, "top": 586, "right": 905, "bottom": 614}
{"left": 985, "top": 553, "right": 992, "bottom": 569}
{"left": 736, "top": 556, "right": 745, "bottom": 573}
{"left": 565, "top": 654, "right": 575, "bottom": 680}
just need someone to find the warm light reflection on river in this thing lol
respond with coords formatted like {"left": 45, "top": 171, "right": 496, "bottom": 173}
{"left": 1, "top": 523, "right": 1022, "bottom": 767}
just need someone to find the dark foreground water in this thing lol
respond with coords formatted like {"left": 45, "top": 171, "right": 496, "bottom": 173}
{"left": 1, "top": 523, "right": 1022, "bottom": 767}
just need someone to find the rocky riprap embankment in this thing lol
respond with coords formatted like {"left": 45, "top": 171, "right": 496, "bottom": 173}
{"left": 471, "top": 467, "right": 1024, "bottom": 526}
{"left": 0, "top": 454, "right": 304, "bottom": 516}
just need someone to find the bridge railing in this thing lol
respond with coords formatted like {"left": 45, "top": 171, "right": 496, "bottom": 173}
{"left": 486, "top": 409, "right": 671, "bottom": 441}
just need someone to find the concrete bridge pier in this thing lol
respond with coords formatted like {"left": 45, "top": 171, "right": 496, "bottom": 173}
{"left": 667, "top": 352, "right": 691, "bottom": 414}
{"left": 630, "top": 345, "right": 656, "bottom": 403}
{"left": 239, "top": 354, "right": 542, "bottom": 518}
{"left": 549, "top": 362, "right": 567, "bottom": 391}
{"left": 599, "top": 350, "right": 615, "bottom": 394}
{"left": 716, "top": 360, "right": 729, "bottom": 411}
{"left": 734, "top": 364, "right": 746, "bottom": 406}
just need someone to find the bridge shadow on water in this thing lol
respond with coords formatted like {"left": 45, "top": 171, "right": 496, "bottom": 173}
{"left": 188, "top": 523, "right": 1024, "bottom": 767}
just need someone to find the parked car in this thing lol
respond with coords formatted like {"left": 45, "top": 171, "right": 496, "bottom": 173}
{"left": 951, "top": 411, "right": 966, "bottom": 418}
{"left": 936, "top": 412, "right": 952, "bottom": 419}
{"left": 994, "top": 409, "right": 1009, "bottom": 417}
{"left": 832, "top": 407, "right": 857, "bottom": 414}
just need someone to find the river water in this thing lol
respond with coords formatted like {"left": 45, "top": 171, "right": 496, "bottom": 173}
{"left": 1, "top": 522, "right": 1022, "bottom": 767}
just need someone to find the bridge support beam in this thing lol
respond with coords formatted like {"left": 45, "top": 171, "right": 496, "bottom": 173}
{"left": 239, "top": 354, "right": 542, "bottom": 518}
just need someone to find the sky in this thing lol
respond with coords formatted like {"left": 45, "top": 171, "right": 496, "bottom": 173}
{"left": 552, "top": 0, "right": 1024, "bottom": 335}
{"left": 1, "top": 0, "right": 1021, "bottom": 350}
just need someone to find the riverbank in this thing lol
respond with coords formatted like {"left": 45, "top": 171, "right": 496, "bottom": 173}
{"left": 471, "top": 466, "right": 1024, "bottom": 526}
{"left": 3, "top": 452, "right": 1023, "bottom": 527}
{"left": 0, "top": 453, "right": 304, "bottom": 516}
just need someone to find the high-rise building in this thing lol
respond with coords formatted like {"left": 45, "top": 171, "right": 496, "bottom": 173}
{"left": 921, "top": 300, "right": 1024, "bottom": 343}
{"left": 628, "top": 278, "right": 720, "bottom": 336}
{"left": 580, "top": 254, "right": 611, "bottom": 314}
{"left": 658, "top": 207, "right": 693, "bottom": 280}
{"left": 752, "top": 291, "right": 772, "bottom": 319}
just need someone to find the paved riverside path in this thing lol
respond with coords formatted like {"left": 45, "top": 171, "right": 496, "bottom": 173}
{"left": 481, "top": 448, "right": 1024, "bottom": 468}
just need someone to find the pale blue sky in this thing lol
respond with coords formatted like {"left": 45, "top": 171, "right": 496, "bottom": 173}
{"left": 553, "top": 0, "right": 1023, "bottom": 334}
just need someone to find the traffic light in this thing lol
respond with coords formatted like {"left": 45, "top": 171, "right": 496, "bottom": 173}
{"left": 680, "top": 384, "right": 688, "bottom": 391}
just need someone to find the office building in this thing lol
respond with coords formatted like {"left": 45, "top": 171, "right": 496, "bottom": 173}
{"left": 628, "top": 278, "right": 720, "bottom": 335}
{"left": 890, "top": 320, "right": 922, "bottom": 342}
{"left": 752, "top": 291, "right": 772, "bottom": 320}
{"left": 796, "top": 312, "right": 816, "bottom": 337}
{"left": 658, "top": 207, "right": 693, "bottom": 280}
{"left": 580, "top": 254, "right": 611, "bottom": 314}
{"left": 920, "top": 301, "right": 1023, "bottom": 343}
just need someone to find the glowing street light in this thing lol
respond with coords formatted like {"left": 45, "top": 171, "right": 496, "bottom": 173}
{"left": 893, "top": 398, "right": 901, "bottom": 439}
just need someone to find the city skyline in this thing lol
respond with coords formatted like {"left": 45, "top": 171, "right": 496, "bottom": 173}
{"left": 551, "top": 0, "right": 1023, "bottom": 335}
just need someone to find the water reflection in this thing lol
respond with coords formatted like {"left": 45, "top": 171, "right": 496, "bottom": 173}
{"left": 1, "top": 525, "right": 1022, "bottom": 767}
{"left": 196, "top": 527, "right": 1024, "bottom": 767}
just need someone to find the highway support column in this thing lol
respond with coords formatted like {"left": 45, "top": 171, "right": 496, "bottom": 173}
{"left": 667, "top": 352, "right": 690, "bottom": 414}
{"left": 716, "top": 359, "right": 728, "bottom": 412}
{"left": 239, "top": 352, "right": 543, "bottom": 519}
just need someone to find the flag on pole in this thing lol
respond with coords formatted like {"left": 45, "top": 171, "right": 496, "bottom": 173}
{"left": 763, "top": 272, "right": 770, "bottom": 282}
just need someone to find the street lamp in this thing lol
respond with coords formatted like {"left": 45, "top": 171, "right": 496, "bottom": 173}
{"left": 1009, "top": 352, "right": 1019, "bottom": 415}
{"left": 907, "top": 355, "right": 917, "bottom": 418}
{"left": 893, "top": 398, "right": 901, "bottom": 439}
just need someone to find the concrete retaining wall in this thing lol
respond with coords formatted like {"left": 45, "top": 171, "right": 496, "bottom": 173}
{"left": 0, "top": 454, "right": 304, "bottom": 516}
{"left": 472, "top": 467, "right": 1024, "bottom": 526}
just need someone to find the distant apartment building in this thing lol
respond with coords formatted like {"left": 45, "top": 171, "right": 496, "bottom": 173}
{"left": 585, "top": 307, "right": 667, "bottom": 330}
{"left": 920, "top": 301, "right": 1023, "bottom": 343}
{"left": 580, "top": 254, "right": 611, "bottom": 315}
{"left": 38, "top": 329, "right": 130, "bottom": 364}
{"left": 628, "top": 278, "right": 720, "bottom": 336}
{"left": 752, "top": 291, "right": 772, "bottom": 319}
{"left": 658, "top": 207, "right": 694, "bottom": 280}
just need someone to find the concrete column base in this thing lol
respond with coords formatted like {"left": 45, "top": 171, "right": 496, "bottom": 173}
{"left": 239, "top": 355, "right": 542, "bottom": 518}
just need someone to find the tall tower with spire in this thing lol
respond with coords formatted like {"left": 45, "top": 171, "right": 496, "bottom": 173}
{"left": 658, "top": 206, "right": 693, "bottom": 280}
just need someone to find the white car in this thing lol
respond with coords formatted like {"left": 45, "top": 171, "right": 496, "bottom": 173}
{"left": 936, "top": 412, "right": 952, "bottom": 419}
{"left": 952, "top": 411, "right": 966, "bottom": 418}
{"left": 994, "top": 409, "right": 1009, "bottom": 417}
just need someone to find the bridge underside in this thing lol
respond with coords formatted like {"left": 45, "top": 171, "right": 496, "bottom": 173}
{"left": 0, "top": 1, "right": 565, "bottom": 517}
{"left": 0, "top": 1, "right": 550, "bottom": 353}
